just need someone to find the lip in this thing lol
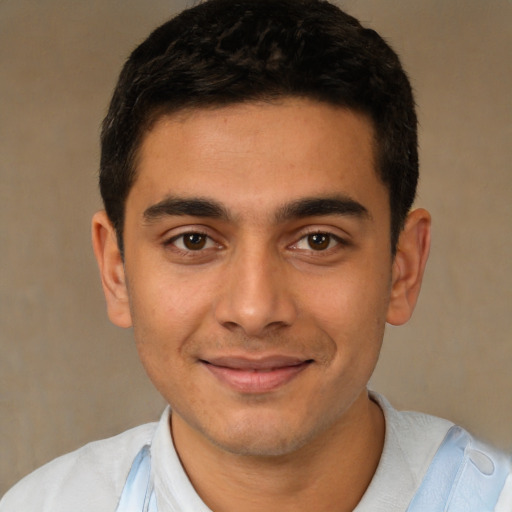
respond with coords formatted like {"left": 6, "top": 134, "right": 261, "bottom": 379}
{"left": 200, "top": 355, "right": 313, "bottom": 393}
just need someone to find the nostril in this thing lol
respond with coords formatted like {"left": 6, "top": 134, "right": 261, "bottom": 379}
{"left": 221, "top": 320, "right": 241, "bottom": 332}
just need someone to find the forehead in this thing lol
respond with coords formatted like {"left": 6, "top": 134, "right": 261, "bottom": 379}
{"left": 129, "top": 98, "right": 385, "bottom": 217}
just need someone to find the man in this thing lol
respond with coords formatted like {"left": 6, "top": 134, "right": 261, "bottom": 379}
{"left": 1, "top": 0, "right": 510, "bottom": 510}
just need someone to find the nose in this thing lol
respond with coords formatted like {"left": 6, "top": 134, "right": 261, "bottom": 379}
{"left": 214, "top": 242, "right": 298, "bottom": 337}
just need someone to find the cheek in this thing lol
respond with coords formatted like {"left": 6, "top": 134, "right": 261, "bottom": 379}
{"left": 129, "top": 284, "right": 203, "bottom": 408}
{"left": 299, "top": 266, "right": 390, "bottom": 331}
{"left": 126, "top": 285, "right": 198, "bottom": 386}
{"left": 297, "top": 266, "right": 389, "bottom": 378}
{"left": 128, "top": 265, "right": 215, "bottom": 331}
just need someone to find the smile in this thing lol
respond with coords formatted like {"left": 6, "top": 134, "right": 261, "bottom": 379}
{"left": 200, "top": 356, "right": 313, "bottom": 394}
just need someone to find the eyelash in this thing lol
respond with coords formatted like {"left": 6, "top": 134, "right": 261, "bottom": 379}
{"left": 165, "top": 231, "right": 218, "bottom": 254}
{"left": 291, "top": 230, "right": 348, "bottom": 252}
{"left": 164, "top": 229, "right": 348, "bottom": 256}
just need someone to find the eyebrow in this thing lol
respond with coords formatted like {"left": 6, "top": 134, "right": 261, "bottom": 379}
{"left": 275, "top": 196, "right": 370, "bottom": 223}
{"left": 142, "top": 195, "right": 370, "bottom": 223}
{"left": 143, "top": 196, "right": 230, "bottom": 222}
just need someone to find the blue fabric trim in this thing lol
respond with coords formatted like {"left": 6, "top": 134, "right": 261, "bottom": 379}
{"left": 115, "top": 445, "right": 157, "bottom": 512}
{"left": 407, "top": 426, "right": 511, "bottom": 512}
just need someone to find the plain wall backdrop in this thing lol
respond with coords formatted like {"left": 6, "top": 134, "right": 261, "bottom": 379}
{"left": 1, "top": 0, "right": 511, "bottom": 495}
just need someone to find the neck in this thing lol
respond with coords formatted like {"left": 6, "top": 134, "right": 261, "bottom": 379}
{"left": 171, "top": 391, "right": 385, "bottom": 512}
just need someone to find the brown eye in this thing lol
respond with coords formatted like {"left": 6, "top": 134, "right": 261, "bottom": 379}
{"left": 307, "top": 233, "right": 331, "bottom": 250}
{"left": 182, "top": 233, "right": 207, "bottom": 250}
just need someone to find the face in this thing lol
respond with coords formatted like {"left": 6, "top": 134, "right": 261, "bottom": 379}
{"left": 113, "top": 99, "right": 398, "bottom": 456}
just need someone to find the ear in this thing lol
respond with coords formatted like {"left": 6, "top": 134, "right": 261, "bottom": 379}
{"left": 386, "top": 208, "right": 431, "bottom": 326}
{"left": 91, "top": 211, "right": 132, "bottom": 328}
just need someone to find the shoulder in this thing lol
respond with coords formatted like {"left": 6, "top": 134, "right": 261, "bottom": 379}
{"left": 354, "top": 392, "right": 455, "bottom": 511}
{"left": 371, "top": 391, "right": 454, "bottom": 485}
{"left": 408, "top": 425, "right": 512, "bottom": 511}
{"left": 0, "top": 421, "right": 158, "bottom": 512}
{"left": 368, "top": 392, "right": 512, "bottom": 511}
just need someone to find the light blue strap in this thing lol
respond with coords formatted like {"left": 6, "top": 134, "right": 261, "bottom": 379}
{"left": 116, "top": 445, "right": 158, "bottom": 512}
{"left": 407, "top": 426, "right": 511, "bottom": 512}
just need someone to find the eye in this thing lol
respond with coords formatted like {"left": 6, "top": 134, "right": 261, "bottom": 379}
{"left": 294, "top": 232, "right": 342, "bottom": 251}
{"left": 306, "top": 233, "right": 331, "bottom": 250}
{"left": 169, "top": 232, "right": 215, "bottom": 251}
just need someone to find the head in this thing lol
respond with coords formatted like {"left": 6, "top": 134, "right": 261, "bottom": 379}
{"left": 93, "top": 0, "right": 430, "bottom": 460}
{"left": 100, "top": 0, "right": 418, "bottom": 254}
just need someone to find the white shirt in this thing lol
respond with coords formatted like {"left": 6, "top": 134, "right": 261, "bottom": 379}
{"left": 1, "top": 393, "right": 509, "bottom": 511}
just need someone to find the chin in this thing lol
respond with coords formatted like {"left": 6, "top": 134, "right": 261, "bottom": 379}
{"left": 212, "top": 430, "right": 307, "bottom": 458}
{"left": 202, "top": 410, "right": 329, "bottom": 458}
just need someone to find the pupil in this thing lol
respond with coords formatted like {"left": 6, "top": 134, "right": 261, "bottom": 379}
{"left": 184, "top": 233, "right": 206, "bottom": 250}
{"left": 308, "top": 233, "right": 329, "bottom": 250}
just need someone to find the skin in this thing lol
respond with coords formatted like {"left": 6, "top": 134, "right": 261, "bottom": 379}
{"left": 93, "top": 98, "right": 430, "bottom": 511}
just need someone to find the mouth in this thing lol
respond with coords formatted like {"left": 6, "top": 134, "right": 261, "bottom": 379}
{"left": 200, "top": 356, "right": 313, "bottom": 393}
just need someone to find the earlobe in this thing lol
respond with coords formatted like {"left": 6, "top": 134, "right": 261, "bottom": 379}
{"left": 386, "top": 208, "right": 431, "bottom": 326}
{"left": 91, "top": 211, "right": 133, "bottom": 328}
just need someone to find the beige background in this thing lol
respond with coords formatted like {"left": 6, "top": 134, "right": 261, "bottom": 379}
{"left": 1, "top": 0, "right": 510, "bottom": 495}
